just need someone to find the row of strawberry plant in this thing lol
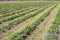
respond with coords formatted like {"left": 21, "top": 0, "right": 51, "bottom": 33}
{"left": 0, "top": 7, "right": 39, "bottom": 24}
{"left": 0, "top": 3, "right": 54, "bottom": 24}
{"left": 11, "top": 5, "right": 56, "bottom": 40}
{"left": 0, "top": 2, "right": 51, "bottom": 16}
{"left": 0, "top": 7, "right": 44, "bottom": 32}
{"left": 0, "top": 6, "right": 27, "bottom": 15}
{"left": 0, "top": 6, "right": 47, "bottom": 33}
{"left": 0, "top": 7, "right": 34, "bottom": 18}
{"left": 46, "top": 8, "right": 60, "bottom": 40}
{"left": 0, "top": 8, "right": 19, "bottom": 15}
{"left": 0, "top": 2, "right": 55, "bottom": 17}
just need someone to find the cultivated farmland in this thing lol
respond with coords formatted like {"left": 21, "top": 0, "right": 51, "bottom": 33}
{"left": 0, "top": 2, "right": 60, "bottom": 40}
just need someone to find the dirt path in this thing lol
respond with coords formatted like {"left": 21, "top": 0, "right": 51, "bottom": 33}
{"left": 25, "top": 4, "right": 60, "bottom": 40}
{"left": 0, "top": 4, "right": 55, "bottom": 40}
